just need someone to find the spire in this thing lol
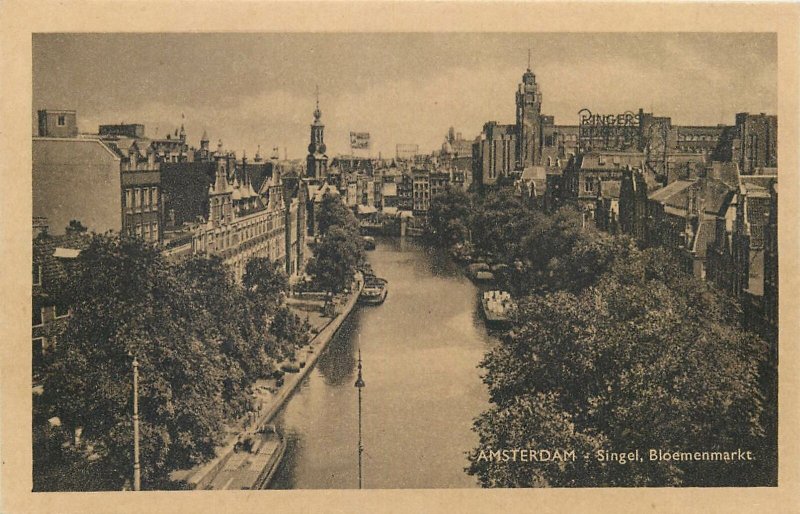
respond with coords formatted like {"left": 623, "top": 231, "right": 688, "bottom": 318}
{"left": 527, "top": 48, "right": 531, "bottom": 71}
{"left": 313, "top": 85, "right": 321, "bottom": 121}
{"left": 201, "top": 129, "right": 209, "bottom": 143}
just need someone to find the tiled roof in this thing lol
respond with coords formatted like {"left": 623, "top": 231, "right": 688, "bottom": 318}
{"left": 647, "top": 180, "right": 694, "bottom": 203}
{"left": 709, "top": 161, "right": 739, "bottom": 187}
{"left": 691, "top": 218, "right": 715, "bottom": 258}
{"left": 699, "top": 179, "right": 734, "bottom": 216}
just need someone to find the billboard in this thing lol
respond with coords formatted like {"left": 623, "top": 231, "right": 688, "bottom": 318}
{"left": 577, "top": 108, "right": 642, "bottom": 151}
{"left": 350, "top": 132, "right": 371, "bottom": 150}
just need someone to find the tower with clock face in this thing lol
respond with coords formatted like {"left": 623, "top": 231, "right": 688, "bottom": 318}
{"left": 306, "top": 89, "right": 328, "bottom": 181}
{"left": 516, "top": 55, "right": 543, "bottom": 170}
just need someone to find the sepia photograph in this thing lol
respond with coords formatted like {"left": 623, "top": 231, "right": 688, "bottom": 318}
{"left": 28, "top": 31, "right": 779, "bottom": 491}
{"left": 1, "top": 2, "right": 799, "bottom": 512}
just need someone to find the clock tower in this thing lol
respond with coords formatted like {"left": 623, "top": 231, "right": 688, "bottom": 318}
{"left": 306, "top": 87, "right": 328, "bottom": 181}
{"left": 516, "top": 51, "right": 543, "bottom": 169}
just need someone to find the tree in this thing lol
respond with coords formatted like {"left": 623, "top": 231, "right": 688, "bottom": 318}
{"left": 176, "top": 254, "right": 276, "bottom": 390}
{"left": 242, "top": 256, "right": 289, "bottom": 319}
{"left": 316, "top": 191, "right": 359, "bottom": 238}
{"left": 468, "top": 257, "right": 768, "bottom": 487}
{"left": 307, "top": 225, "right": 363, "bottom": 298}
{"left": 470, "top": 189, "right": 535, "bottom": 261}
{"left": 65, "top": 219, "right": 88, "bottom": 235}
{"left": 269, "top": 305, "right": 307, "bottom": 349}
{"left": 35, "top": 235, "right": 266, "bottom": 490}
{"left": 425, "top": 185, "right": 472, "bottom": 247}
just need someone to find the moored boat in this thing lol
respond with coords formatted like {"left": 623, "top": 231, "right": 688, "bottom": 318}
{"left": 207, "top": 425, "right": 287, "bottom": 490}
{"left": 359, "top": 276, "right": 388, "bottom": 305}
{"left": 481, "top": 290, "right": 514, "bottom": 328}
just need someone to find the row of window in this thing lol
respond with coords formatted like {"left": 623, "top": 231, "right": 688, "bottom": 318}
{"left": 130, "top": 221, "right": 159, "bottom": 242}
{"left": 32, "top": 304, "right": 69, "bottom": 327}
{"left": 197, "top": 212, "right": 285, "bottom": 253}
{"left": 677, "top": 134, "right": 717, "bottom": 142}
{"left": 124, "top": 186, "right": 159, "bottom": 212}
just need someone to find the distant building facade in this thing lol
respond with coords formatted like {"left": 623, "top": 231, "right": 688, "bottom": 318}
{"left": 33, "top": 111, "right": 124, "bottom": 236}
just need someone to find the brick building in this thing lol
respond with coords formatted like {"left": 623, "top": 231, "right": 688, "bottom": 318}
{"left": 32, "top": 232, "right": 89, "bottom": 372}
{"left": 472, "top": 122, "right": 517, "bottom": 188}
{"left": 34, "top": 111, "right": 124, "bottom": 236}
{"left": 560, "top": 150, "right": 646, "bottom": 224}
{"left": 706, "top": 173, "right": 777, "bottom": 336}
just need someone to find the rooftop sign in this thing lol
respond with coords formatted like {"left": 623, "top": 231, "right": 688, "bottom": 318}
{"left": 578, "top": 109, "right": 641, "bottom": 151}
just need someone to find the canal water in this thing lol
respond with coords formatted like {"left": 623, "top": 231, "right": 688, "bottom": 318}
{"left": 270, "top": 236, "right": 495, "bottom": 489}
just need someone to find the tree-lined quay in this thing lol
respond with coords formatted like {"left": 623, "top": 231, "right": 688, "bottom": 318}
{"left": 33, "top": 196, "right": 365, "bottom": 491}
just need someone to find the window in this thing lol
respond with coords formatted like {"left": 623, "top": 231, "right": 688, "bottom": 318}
{"left": 33, "top": 264, "right": 42, "bottom": 286}
{"left": 125, "top": 189, "right": 133, "bottom": 212}
{"left": 55, "top": 303, "right": 69, "bottom": 318}
{"left": 152, "top": 187, "right": 159, "bottom": 207}
{"left": 33, "top": 305, "right": 43, "bottom": 327}
{"left": 584, "top": 180, "right": 594, "bottom": 193}
{"left": 57, "top": 115, "right": 66, "bottom": 126}
{"left": 33, "top": 338, "right": 45, "bottom": 365}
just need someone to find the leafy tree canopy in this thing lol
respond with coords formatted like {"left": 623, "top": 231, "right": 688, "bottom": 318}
{"left": 242, "top": 256, "right": 289, "bottom": 318}
{"left": 468, "top": 234, "right": 769, "bottom": 487}
{"left": 307, "top": 225, "right": 363, "bottom": 296}
{"left": 316, "top": 192, "right": 359, "bottom": 238}
{"left": 425, "top": 185, "right": 472, "bottom": 247}
{"left": 36, "top": 236, "right": 279, "bottom": 490}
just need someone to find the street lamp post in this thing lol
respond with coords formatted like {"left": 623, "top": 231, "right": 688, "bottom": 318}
{"left": 354, "top": 346, "right": 365, "bottom": 489}
{"left": 132, "top": 356, "right": 141, "bottom": 491}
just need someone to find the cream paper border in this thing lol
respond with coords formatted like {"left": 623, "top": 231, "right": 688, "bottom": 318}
{"left": 1, "top": 2, "right": 798, "bottom": 513}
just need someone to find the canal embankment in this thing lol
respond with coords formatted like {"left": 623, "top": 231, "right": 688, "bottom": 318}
{"left": 170, "top": 274, "right": 363, "bottom": 489}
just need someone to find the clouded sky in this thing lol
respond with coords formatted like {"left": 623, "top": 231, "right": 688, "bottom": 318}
{"left": 33, "top": 33, "right": 776, "bottom": 158}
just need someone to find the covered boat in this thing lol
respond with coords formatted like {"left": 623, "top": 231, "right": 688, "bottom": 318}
{"left": 481, "top": 290, "right": 514, "bottom": 329}
{"left": 359, "top": 276, "right": 388, "bottom": 305}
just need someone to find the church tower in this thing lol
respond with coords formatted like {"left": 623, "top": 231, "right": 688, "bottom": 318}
{"left": 306, "top": 87, "right": 328, "bottom": 181}
{"left": 516, "top": 50, "right": 543, "bottom": 169}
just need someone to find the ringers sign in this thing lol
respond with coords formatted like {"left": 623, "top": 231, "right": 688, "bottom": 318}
{"left": 578, "top": 109, "right": 642, "bottom": 151}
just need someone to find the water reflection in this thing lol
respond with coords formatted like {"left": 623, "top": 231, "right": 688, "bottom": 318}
{"left": 271, "top": 237, "right": 493, "bottom": 489}
{"left": 315, "top": 310, "right": 360, "bottom": 387}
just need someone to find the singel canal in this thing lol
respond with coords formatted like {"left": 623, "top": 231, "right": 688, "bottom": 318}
{"left": 270, "top": 236, "right": 496, "bottom": 489}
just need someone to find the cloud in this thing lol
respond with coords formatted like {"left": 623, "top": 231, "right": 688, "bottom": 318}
{"left": 69, "top": 34, "right": 776, "bottom": 159}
